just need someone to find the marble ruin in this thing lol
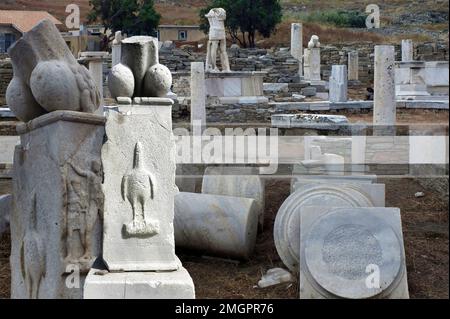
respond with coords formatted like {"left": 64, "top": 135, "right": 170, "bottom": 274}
{"left": 6, "top": 20, "right": 100, "bottom": 122}
{"left": 108, "top": 36, "right": 172, "bottom": 99}
{"left": 205, "top": 8, "right": 231, "bottom": 73}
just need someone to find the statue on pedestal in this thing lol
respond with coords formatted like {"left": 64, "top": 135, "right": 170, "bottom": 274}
{"left": 205, "top": 8, "right": 231, "bottom": 73}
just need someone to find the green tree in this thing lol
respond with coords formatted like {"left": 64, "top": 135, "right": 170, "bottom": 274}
{"left": 88, "top": 0, "right": 161, "bottom": 37}
{"left": 200, "top": 0, "right": 282, "bottom": 48}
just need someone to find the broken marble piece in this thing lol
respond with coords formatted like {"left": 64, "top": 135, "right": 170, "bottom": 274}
{"left": 201, "top": 166, "right": 265, "bottom": 230}
{"left": 108, "top": 36, "right": 172, "bottom": 99}
{"left": 102, "top": 101, "right": 179, "bottom": 271}
{"left": 11, "top": 111, "right": 105, "bottom": 299}
{"left": 174, "top": 192, "right": 259, "bottom": 260}
{"left": 0, "top": 194, "right": 12, "bottom": 236}
{"left": 274, "top": 182, "right": 385, "bottom": 272}
{"left": 6, "top": 19, "right": 100, "bottom": 122}
{"left": 258, "top": 268, "right": 295, "bottom": 288}
{"left": 299, "top": 206, "right": 409, "bottom": 299}
{"left": 84, "top": 259, "right": 195, "bottom": 299}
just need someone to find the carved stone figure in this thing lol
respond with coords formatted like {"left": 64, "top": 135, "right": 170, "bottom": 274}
{"left": 108, "top": 36, "right": 172, "bottom": 99}
{"left": 308, "top": 35, "right": 321, "bottom": 49}
{"left": 6, "top": 19, "right": 100, "bottom": 122}
{"left": 64, "top": 160, "right": 103, "bottom": 269}
{"left": 21, "top": 194, "right": 46, "bottom": 299}
{"left": 205, "top": 8, "right": 231, "bottom": 73}
{"left": 121, "top": 142, "right": 159, "bottom": 237}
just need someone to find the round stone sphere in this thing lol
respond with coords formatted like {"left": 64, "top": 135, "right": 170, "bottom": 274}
{"left": 143, "top": 63, "right": 172, "bottom": 97}
{"left": 6, "top": 76, "right": 46, "bottom": 122}
{"left": 30, "top": 61, "right": 80, "bottom": 112}
{"left": 108, "top": 63, "right": 135, "bottom": 99}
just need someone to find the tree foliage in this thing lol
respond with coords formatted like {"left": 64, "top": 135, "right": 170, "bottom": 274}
{"left": 88, "top": 0, "right": 161, "bottom": 37}
{"left": 199, "top": 0, "right": 283, "bottom": 48}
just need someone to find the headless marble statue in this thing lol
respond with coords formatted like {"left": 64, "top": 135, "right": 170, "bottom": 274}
{"left": 205, "top": 8, "right": 231, "bottom": 72}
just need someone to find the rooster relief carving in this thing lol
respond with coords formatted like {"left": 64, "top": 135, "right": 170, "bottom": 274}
{"left": 121, "top": 142, "right": 159, "bottom": 238}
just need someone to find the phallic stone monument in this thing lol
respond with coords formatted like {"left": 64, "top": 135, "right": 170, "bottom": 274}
{"left": 6, "top": 19, "right": 101, "bottom": 122}
{"left": 290, "top": 23, "right": 303, "bottom": 78}
{"left": 85, "top": 37, "right": 195, "bottom": 298}
{"left": 108, "top": 36, "right": 172, "bottom": 99}
{"left": 174, "top": 192, "right": 259, "bottom": 260}
{"left": 274, "top": 182, "right": 385, "bottom": 272}
{"left": 329, "top": 65, "right": 348, "bottom": 103}
{"left": 8, "top": 19, "right": 104, "bottom": 299}
{"left": 205, "top": 8, "right": 231, "bottom": 73}
{"left": 299, "top": 207, "right": 409, "bottom": 299}
{"left": 79, "top": 51, "right": 109, "bottom": 112}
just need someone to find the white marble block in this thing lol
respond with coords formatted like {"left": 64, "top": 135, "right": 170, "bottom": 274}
{"left": 299, "top": 206, "right": 409, "bottom": 299}
{"left": 190, "top": 62, "right": 206, "bottom": 129}
{"left": 329, "top": 65, "right": 348, "bottom": 103}
{"left": 401, "top": 39, "right": 414, "bottom": 62}
{"left": 102, "top": 100, "right": 179, "bottom": 272}
{"left": 374, "top": 45, "right": 396, "bottom": 126}
{"left": 174, "top": 192, "right": 259, "bottom": 260}
{"left": 84, "top": 260, "right": 195, "bottom": 299}
{"left": 11, "top": 111, "right": 105, "bottom": 299}
{"left": 274, "top": 182, "right": 385, "bottom": 272}
{"left": 348, "top": 51, "right": 359, "bottom": 81}
{"left": 201, "top": 166, "right": 265, "bottom": 230}
{"left": 290, "top": 23, "right": 303, "bottom": 77}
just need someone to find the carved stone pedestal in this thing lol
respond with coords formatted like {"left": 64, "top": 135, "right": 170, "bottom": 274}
{"left": 85, "top": 98, "right": 195, "bottom": 298}
{"left": 11, "top": 111, "right": 106, "bottom": 299}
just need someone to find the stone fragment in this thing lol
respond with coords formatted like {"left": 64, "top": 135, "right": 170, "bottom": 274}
{"left": 374, "top": 45, "right": 396, "bottom": 127}
{"left": 299, "top": 206, "right": 409, "bottom": 299}
{"left": 174, "top": 192, "right": 259, "bottom": 260}
{"left": 258, "top": 268, "right": 294, "bottom": 288}
{"left": 0, "top": 194, "right": 12, "bottom": 236}
{"left": 329, "top": 65, "right": 348, "bottom": 103}
{"left": 6, "top": 20, "right": 100, "bottom": 122}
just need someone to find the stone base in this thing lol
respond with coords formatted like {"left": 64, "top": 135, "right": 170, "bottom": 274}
{"left": 205, "top": 71, "right": 266, "bottom": 97}
{"left": 84, "top": 260, "right": 195, "bottom": 299}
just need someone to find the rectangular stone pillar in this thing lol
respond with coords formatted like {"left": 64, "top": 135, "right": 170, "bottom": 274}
{"left": 112, "top": 44, "right": 121, "bottom": 67}
{"left": 374, "top": 45, "right": 396, "bottom": 127}
{"left": 190, "top": 62, "right": 206, "bottom": 130}
{"left": 348, "top": 51, "right": 359, "bottom": 81}
{"left": 401, "top": 39, "right": 413, "bottom": 62}
{"left": 11, "top": 111, "right": 105, "bottom": 299}
{"left": 329, "top": 65, "right": 348, "bottom": 102}
{"left": 309, "top": 48, "right": 321, "bottom": 81}
{"left": 85, "top": 98, "right": 195, "bottom": 298}
{"left": 291, "top": 23, "right": 303, "bottom": 78}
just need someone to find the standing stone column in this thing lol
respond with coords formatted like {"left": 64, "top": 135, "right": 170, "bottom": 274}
{"left": 373, "top": 45, "right": 396, "bottom": 127}
{"left": 291, "top": 23, "right": 303, "bottom": 79}
{"left": 401, "top": 39, "right": 414, "bottom": 62}
{"left": 348, "top": 51, "right": 359, "bottom": 81}
{"left": 112, "top": 31, "right": 122, "bottom": 67}
{"left": 329, "top": 65, "right": 348, "bottom": 102}
{"left": 303, "top": 49, "right": 311, "bottom": 80}
{"left": 11, "top": 112, "right": 105, "bottom": 299}
{"left": 79, "top": 52, "right": 109, "bottom": 114}
{"left": 309, "top": 48, "right": 321, "bottom": 81}
{"left": 84, "top": 98, "right": 195, "bottom": 299}
{"left": 190, "top": 62, "right": 206, "bottom": 130}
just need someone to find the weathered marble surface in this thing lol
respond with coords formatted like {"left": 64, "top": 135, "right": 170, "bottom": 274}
{"left": 299, "top": 206, "right": 409, "bottom": 299}
{"left": 84, "top": 259, "right": 195, "bottom": 299}
{"left": 374, "top": 45, "right": 396, "bottom": 126}
{"left": 329, "top": 65, "right": 348, "bottom": 103}
{"left": 201, "top": 166, "right": 265, "bottom": 230}
{"left": 205, "top": 8, "right": 230, "bottom": 72}
{"left": 274, "top": 182, "right": 385, "bottom": 272}
{"left": 102, "top": 102, "right": 179, "bottom": 272}
{"left": 6, "top": 20, "right": 100, "bottom": 122}
{"left": 11, "top": 111, "right": 105, "bottom": 299}
{"left": 174, "top": 192, "right": 259, "bottom": 260}
{"left": 0, "top": 194, "right": 12, "bottom": 236}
